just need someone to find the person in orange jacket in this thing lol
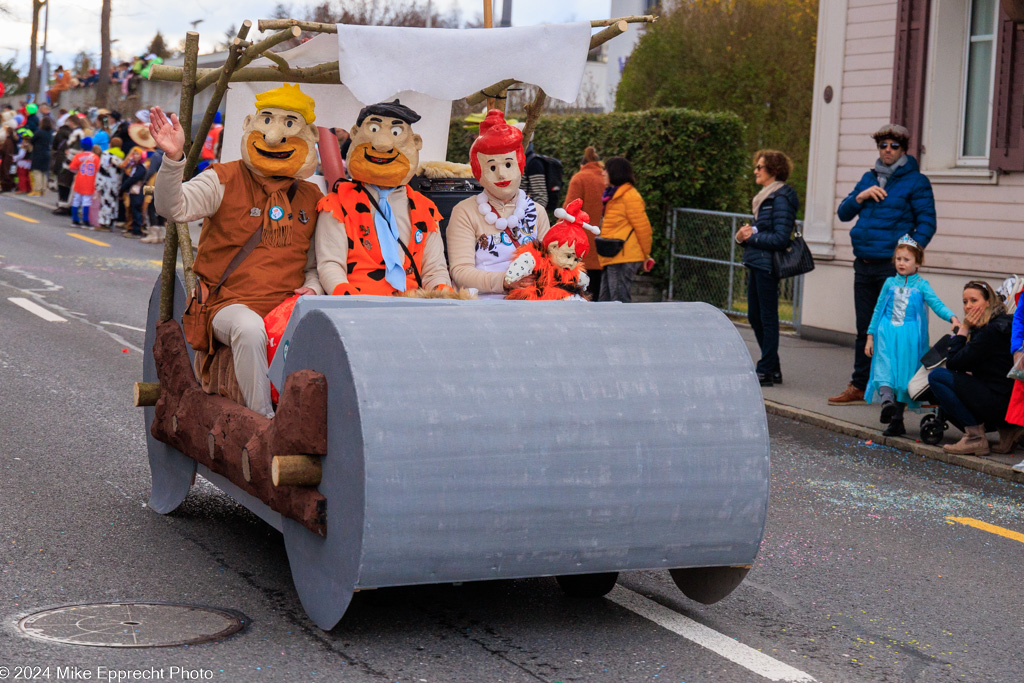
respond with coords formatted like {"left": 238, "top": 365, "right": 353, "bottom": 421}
{"left": 563, "top": 146, "right": 606, "bottom": 296}
{"left": 596, "top": 157, "right": 653, "bottom": 302}
{"left": 68, "top": 136, "right": 100, "bottom": 226}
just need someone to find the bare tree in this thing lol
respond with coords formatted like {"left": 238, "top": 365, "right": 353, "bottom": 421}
{"left": 97, "top": 0, "right": 111, "bottom": 107}
{"left": 28, "top": 0, "right": 45, "bottom": 94}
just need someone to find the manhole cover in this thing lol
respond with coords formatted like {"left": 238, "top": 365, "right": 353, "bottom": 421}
{"left": 18, "top": 603, "right": 245, "bottom": 648}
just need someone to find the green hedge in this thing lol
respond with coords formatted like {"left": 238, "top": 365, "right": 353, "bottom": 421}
{"left": 445, "top": 108, "right": 746, "bottom": 301}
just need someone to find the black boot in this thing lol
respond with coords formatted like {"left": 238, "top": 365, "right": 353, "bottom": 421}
{"left": 880, "top": 400, "right": 896, "bottom": 424}
{"left": 883, "top": 419, "right": 906, "bottom": 437}
{"left": 771, "top": 371, "right": 783, "bottom": 385}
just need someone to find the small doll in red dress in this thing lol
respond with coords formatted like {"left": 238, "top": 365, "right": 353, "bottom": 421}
{"left": 504, "top": 198, "right": 600, "bottom": 301}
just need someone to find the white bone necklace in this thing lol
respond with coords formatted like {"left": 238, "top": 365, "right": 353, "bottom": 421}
{"left": 476, "top": 190, "right": 529, "bottom": 232}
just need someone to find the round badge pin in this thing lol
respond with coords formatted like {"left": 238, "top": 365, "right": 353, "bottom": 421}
{"left": 500, "top": 233, "right": 512, "bottom": 246}
{"left": 269, "top": 205, "right": 284, "bottom": 221}
{"left": 414, "top": 229, "right": 424, "bottom": 244}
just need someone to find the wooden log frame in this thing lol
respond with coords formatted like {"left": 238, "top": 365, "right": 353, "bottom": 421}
{"left": 150, "top": 319, "right": 329, "bottom": 536}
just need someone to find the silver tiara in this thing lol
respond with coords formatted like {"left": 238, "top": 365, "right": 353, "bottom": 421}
{"left": 897, "top": 234, "right": 919, "bottom": 249}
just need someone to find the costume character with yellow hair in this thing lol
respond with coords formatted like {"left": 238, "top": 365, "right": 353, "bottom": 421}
{"left": 316, "top": 99, "right": 453, "bottom": 296}
{"left": 151, "top": 84, "right": 324, "bottom": 418}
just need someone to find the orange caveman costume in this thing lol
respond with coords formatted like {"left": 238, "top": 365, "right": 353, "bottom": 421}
{"left": 316, "top": 99, "right": 452, "bottom": 295}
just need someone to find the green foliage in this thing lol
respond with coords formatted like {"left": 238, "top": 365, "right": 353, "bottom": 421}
{"left": 616, "top": 0, "right": 817, "bottom": 214}
{"left": 146, "top": 32, "right": 172, "bottom": 60}
{"left": 447, "top": 120, "right": 475, "bottom": 168}
{"left": 0, "top": 57, "right": 27, "bottom": 96}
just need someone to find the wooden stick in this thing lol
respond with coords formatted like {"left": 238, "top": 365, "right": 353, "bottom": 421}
{"left": 271, "top": 455, "right": 323, "bottom": 487}
{"left": 256, "top": 15, "right": 656, "bottom": 34}
{"left": 589, "top": 20, "right": 629, "bottom": 52}
{"left": 195, "top": 26, "right": 300, "bottom": 92}
{"left": 521, "top": 88, "right": 547, "bottom": 150}
{"left": 590, "top": 15, "right": 656, "bottom": 27}
{"left": 133, "top": 382, "right": 161, "bottom": 407}
{"left": 185, "top": 23, "right": 251, "bottom": 175}
{"left": 159, "top": 31, "right": 199, "bottom": 322}
{"left": 465, "top": 79, "right": 517, "bottom": 107}
{"left": 151, "top": 63, "right": 341, "bottom": 85}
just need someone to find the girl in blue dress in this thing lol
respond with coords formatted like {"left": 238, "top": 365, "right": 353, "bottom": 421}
{"left": 865, "top": 236, "right": 959, "bottom": 436}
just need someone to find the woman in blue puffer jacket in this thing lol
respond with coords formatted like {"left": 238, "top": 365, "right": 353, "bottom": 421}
{"left": 735, "top": 149, "right": 799, "bottom": 387}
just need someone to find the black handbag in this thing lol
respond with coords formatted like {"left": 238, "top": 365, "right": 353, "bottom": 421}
{"left": 595, "top": 228, "right": 635, "bottom": 258}
{"left": 772, "top": 230, "right": 815, "bottom": 279}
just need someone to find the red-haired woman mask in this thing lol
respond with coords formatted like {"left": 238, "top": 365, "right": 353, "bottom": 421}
{"left": 445, "top": 109, "right": 551, "bottom": 298}
{"left": 470, "top": 109, "right": 525, "bottom": 204}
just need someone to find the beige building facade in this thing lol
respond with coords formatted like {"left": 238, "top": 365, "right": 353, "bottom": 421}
{"left": 802, "top": 0, "right": 1022, "bottom": 344}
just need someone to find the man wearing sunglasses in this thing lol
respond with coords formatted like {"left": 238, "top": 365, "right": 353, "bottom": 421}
{"left": 828, "top": 123, "right": 937, "bottom": 406}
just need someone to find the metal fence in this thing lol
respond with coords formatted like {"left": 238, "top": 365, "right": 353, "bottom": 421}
{"left": 666, "top": 208, "right": 803, "bottom": 329}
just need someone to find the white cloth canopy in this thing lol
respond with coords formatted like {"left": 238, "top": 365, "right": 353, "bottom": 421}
{"left": 334, "top": 23, "right": 593, "bottom": 104}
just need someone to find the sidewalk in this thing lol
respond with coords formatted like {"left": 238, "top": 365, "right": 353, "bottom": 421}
{"left": 735, "top": 323, "right": 1024, "bottom": 485}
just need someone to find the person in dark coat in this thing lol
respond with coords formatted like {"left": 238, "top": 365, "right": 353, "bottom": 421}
{"left": 928, "top": 281, "right": 1014, "bottom": 456}
{"left": 735, "top": 149, "right": 799, "bottom": 387}
{"left": 50, "top": 118, "right": 77, "bottom": 213}
{"left": 29, "top": 117, "right": 53, "bottom": 196}
{"left": 0, "top": 116, "right": 17, "bottom": 193}
{"left": 829, "top": 123, "right": 937, "bottom": 406}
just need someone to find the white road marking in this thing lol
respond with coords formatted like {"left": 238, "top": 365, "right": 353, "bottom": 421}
{"left": 607, "top": 586, "right": 816, "bottom": 682}
{"left": 8, "top": 297, "right": 67, "bottom": 322}
{"left": 100, "top": 321, "right": 146, "bottom": 332}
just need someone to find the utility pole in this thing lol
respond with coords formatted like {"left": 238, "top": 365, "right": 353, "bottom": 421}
{"left": 97, "top": 0, "right": 111, "bottom": 108}
{"left": 28, "top": 0, "right": 45, "bottom": 95}
{"left": 38, "top": 0, "right": 49, "bottom": 103}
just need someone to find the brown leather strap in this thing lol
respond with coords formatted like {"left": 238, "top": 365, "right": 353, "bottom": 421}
{"left": 502, "top": 227, "right": 521, "bottom": 248}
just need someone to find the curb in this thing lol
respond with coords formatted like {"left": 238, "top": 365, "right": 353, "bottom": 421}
{"left": 764, "top": 400, "right": 1024, "bottom": 486}
{"left": 3, "top": 192, "right": 56, "bottom": 212}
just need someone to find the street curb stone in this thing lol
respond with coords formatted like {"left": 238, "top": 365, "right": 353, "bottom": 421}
{"left": 765, "top": 400, "right": 1024, "bottom": 485}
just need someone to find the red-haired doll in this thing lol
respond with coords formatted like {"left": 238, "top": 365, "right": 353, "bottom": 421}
{"left": 504, "top": 199, "right": 600, "bottom": 301}
{"left": 445, "top": 109, "right": 551, "bottom": 298}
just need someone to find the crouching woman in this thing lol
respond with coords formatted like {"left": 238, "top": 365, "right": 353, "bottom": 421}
{"left": 928, "top": 281, "right": 1014, "bottom": 456}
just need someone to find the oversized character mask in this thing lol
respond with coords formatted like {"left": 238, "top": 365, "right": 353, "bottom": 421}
{"left": 347, "top": 99, "right": 423, "bottom": 188}
{"left": 240, "top": 83, "right": 319, "bottom": 179}
{"left": 470, "top": 109, "right": 525, "bottom": 204}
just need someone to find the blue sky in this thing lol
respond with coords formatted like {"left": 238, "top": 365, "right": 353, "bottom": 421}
{"left": 2, "top": 0, "right": 612, "bottom": 76}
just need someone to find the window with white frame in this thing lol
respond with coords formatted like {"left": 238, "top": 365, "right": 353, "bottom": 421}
{"left": 959, "top": 0, "right": 997, "bottom": 161}
{"left": 920, "top": 0, "right": 1001, "bottom": 177}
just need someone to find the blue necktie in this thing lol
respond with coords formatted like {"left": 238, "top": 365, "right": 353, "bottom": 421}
{"left": 370, "top": 186, "right": 406, "bottom": 292}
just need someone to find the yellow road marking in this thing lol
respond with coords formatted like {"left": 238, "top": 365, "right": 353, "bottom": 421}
{"left": 5, "top": 211, "right": 39, "bottom": 224}
{"left": 946, "top": 516, "right": 1024, "bottom": 544}
{"left": 149, "top": 260, "right": 162, "bottom": 265}
{"left": 66, "top": 232, "right": 111, "bottom": 247}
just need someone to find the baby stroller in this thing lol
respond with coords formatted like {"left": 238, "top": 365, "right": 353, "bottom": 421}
{"left": 908, "top": 334, "right": 961, "bottom": 445}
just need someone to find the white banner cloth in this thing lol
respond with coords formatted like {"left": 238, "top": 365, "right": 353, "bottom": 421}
{"left": 335, "top": 23, "right": 592, "bottom": 104}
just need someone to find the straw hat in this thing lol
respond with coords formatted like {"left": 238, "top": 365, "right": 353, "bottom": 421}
{"left": 128, "top": 122, "right": 156, "bottom": 149}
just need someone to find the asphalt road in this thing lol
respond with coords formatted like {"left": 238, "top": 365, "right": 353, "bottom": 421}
{"left": 1, "top": 194, "right": 1022, "bottom": 683}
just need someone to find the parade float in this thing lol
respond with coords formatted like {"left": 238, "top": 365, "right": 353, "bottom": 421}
{"left": 137, "top": 9, "right": 770, "bottom": 631}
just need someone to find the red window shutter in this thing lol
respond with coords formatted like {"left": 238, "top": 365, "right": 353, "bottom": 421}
{"left": 989, "top": 11, "right": 1024, "bottom": 172}
{"left": 890, "top": 0, "right": 931, "bottom": 158}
